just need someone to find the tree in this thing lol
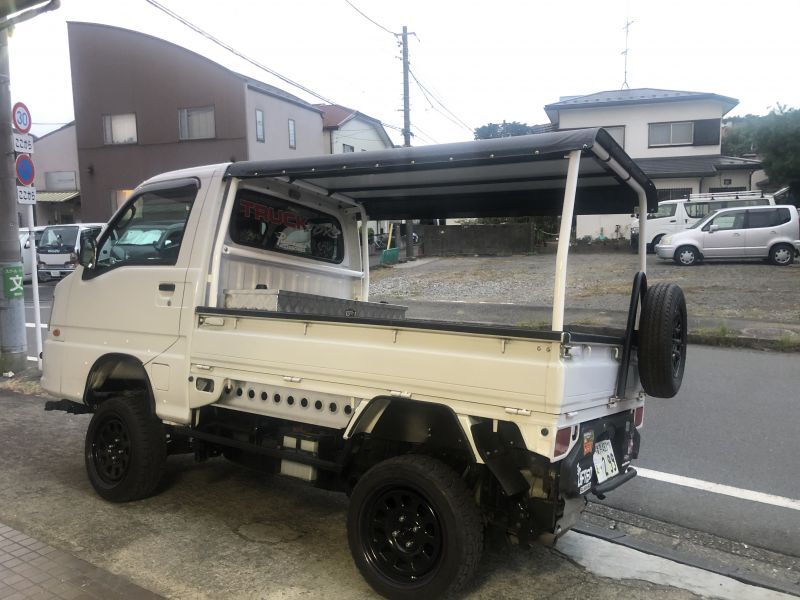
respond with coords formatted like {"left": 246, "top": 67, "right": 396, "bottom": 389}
{"left": 721, "top": 114, "right": 762, "bottom": 156}
{"left": 754, "top": 106, "right": 800, "bottom": 190}
{"left": 474, "top": 121, "right": 539, "bottom": 140}
{"left": 472, "top": 121, "right": 560, "bottom": 235}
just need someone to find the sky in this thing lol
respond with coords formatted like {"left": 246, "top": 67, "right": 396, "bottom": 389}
{"left": 7, "top": 0, "right": 800, "bottom": 145}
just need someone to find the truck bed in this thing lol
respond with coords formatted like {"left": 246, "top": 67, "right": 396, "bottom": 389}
{"left": 188, "top": 307, "right": 638, "bottom": 434}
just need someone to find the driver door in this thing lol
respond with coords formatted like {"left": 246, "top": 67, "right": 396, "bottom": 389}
{"left": 56, "top": 179, "right": 201, "bottom": 398}
{"left": 701, "top": 210, "right": 746, "bottom": 258}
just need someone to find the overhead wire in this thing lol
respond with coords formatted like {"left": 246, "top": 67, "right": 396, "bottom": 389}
{"left": 343, "top": 0, "right": 398, "bottom": 36}
{"left": 408, "top": 68, "right": 473, "bottom": 134}
{"left": 143, "top": 0, "right": 405, "bottom": 138}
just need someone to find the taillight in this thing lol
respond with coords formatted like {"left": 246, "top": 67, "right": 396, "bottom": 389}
{"left": 634, "top": 406, "right": 644, "bottom": 428}
{"left": 554, "top": 426, "right": 572, "bottom": 456}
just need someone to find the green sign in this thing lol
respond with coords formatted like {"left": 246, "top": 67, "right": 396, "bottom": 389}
{"left": 3, "top": 266, "right": 24, "bottom": 299}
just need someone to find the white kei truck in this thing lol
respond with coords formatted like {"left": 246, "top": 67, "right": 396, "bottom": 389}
{"left": 42, "top": 129, "right": 687, "bottom": 599}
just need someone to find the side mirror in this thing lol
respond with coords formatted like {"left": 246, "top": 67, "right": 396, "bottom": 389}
{"left": 708, "top": 224, "right": 719, "bottom": 233}
{"left": 79, "top": 237, "right": 97, "bottom": 268}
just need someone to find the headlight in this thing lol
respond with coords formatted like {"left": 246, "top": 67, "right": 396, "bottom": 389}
{"left": 661, "top": 235, "right": 672, "bottom": 245}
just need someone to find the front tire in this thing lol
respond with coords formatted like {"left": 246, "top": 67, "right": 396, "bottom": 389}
{"left": 85, "top": 397, "right": 166, "bottom": 502}
{"left": 347, "top": 455, "right": 483, "bottom": 600}
{"left": 674, "top": 245, "right": 699, "bottom": 266}
{"left": 769, "top": 243, "right": 795, "bottom": 266}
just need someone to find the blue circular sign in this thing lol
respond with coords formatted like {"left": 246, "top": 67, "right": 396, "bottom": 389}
{"left": 16, "top": 154, "right": 35, "bottom": 186}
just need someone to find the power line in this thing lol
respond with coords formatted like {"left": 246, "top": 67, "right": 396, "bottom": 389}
{"left": 144, "top": 0, "right": 338, "bottom": 104}
{"left": 143, "top": 0, "right": 404, "bottom": 142}
{"left": 343, "top": 0, "right": 397, "bottom": 36}
{"left": 408, "top": 68, "right": 472, "bottom": 134}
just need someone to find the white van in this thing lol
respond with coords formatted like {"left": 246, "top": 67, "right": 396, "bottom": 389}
{"left": 655, "top": 205, "right": 800, "bottom": 265}
{"left": 631, "top": 190, "right": 778, "bottom": 251}
{"left": 37, "top": 223, "right": 105, "bottom": 280}
{"left": 18, "top": 226, "right": 48, "bottom": 282}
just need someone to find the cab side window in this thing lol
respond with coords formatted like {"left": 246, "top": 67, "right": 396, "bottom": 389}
{"left": 94, "top": 182, "right": 197, "bottom": 272}
{"left": 708, "top": 210, "right": 745, "bottom": 231}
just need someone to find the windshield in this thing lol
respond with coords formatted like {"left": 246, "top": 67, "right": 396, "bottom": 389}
{"left": 39, "top": 226, "right": 78, "bottom": 251}
{"left": 647, "top": 203, "right": 678, "bottom": 219}
{"left": 688, "top": 210, "right": 720, "bottom": 229}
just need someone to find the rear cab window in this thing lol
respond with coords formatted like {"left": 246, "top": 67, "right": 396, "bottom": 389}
{"left": 229, "top": 189, "right": 345, "bottom": 264}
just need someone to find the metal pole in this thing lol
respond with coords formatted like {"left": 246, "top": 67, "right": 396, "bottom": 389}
{"left": 0, "top": 29, "right": 26, "bottom": 373}
{"left": 552, "top": 150, "right": 581, "bottom": 332}
{"left": 26, "top": 205, "right": 41, "bottom": 368}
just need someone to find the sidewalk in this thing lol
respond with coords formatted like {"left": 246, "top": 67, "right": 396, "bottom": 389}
{"left": 0, "top": 523, "right": 160, "bottom": 600}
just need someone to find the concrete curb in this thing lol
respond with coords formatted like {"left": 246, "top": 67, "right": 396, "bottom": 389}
{"left": 573, "top": 523, "right": 800, "bottom": 597}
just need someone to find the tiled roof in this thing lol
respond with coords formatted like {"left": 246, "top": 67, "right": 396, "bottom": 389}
{"left": 313, "top": 104, "right": 383, "bottom": 128}
{"left": 635, "top": 155, "right": 761, "bottom": 178}
{"left": 544, "top": 88, "right": 738, "bottom": 121}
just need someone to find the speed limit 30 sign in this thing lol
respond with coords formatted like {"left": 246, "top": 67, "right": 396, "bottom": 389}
{"left": 12, "top": 101, "right": 32, "bottom": 134}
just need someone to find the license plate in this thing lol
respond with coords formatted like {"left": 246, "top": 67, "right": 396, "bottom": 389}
{"left": 592, "top": 440, "right": 619, "bottom": 483}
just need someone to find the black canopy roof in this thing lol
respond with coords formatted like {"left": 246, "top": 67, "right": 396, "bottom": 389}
{"left": 225, "top": 128, "right": 657, "bottom": 219}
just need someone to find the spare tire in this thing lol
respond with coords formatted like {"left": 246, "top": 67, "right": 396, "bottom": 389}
{"left": 637, "top": 282, "right": 687, "bottom": 398}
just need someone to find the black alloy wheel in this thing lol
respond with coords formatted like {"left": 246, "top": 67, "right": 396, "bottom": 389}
{"left": 361, "top": 487, "right": 443, "bottom": 585}
{"left": 85, "top": 397, "right": 167, "bottom": 502}
{"left": 90, "top": 414, "right": 132, "bottom": 484}
{"left": 347, "top": 455, "right": 482, "bottom": 600}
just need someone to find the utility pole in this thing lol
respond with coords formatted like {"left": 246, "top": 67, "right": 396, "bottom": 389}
{"left": 0, "top": 1, "right": 60, "bottom": 373}
{"left": 400, "top": 25, "right": 415, "bottom": 259}
{"left": 401, "top": 26, "right": 411, "bottom": 148}
{"left": 0, "top": 28, "right": 26, "bottom": 373}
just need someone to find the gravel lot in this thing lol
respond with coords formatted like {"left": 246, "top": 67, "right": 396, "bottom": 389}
{"left": 371, "top": 253, "right": 800, "bottom": 326}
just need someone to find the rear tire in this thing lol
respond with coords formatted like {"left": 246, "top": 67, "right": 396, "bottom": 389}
{"left": 347, "top": 455, "right": 483, "bottom": 600}
{"left": 674, "top": 245, "right": 699, "bottom": 266}
{"left": 85, "top": 397, "right": 166, "bottom": 502}
{"left": 769, "top": 243, "right": 795, "bottom": 266}
{"left": 638, "top": 283, "right": 687, "bottom": 398}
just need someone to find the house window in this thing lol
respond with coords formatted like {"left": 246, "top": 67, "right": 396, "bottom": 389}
{"left": 649, "top": 122, "right": 694, "bottom": 146}
{"left": 178, "top": 106, "right": 215, "bottom": 140}
{"left": 656, "top": 188, "right": 692, "bottom": 202}
{"left": 255, "top": 109, "right": 265, "bottom": 143}
{"left": 102, "top": 114, "right": 137, "bottom": 145}
{"left": 288, "top": 119, "right": 296, "bottom": 149}
{"left": 342, "top": 143, "right": 355, "bottom": 153}
{"left": 603, "top": 126, "right": 625, "bottom": 148}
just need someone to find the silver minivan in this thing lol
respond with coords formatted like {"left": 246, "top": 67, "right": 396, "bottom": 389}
{"left": 655, "top": 205, "right": 800, "bottom": 266}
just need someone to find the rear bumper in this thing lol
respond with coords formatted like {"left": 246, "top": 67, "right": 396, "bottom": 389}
{"left": 559, "top": 411, "right": 640, "bottom": 499}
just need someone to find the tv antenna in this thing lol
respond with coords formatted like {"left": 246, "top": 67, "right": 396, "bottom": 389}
{"left": 621, "top": 18, "right": 634, "bottom": 89}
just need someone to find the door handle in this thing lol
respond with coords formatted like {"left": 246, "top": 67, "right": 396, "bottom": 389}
{"left": 733, "top": 233, "right": 741, "bottom": 237}
{"left": 159, "top": 283, "right": 176, "bottom": 292}
{"left": 669, "top": 220, "right": 676, "bottom": 223}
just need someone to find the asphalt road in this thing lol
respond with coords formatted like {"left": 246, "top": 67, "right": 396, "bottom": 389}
{"left": 600, "top": 345, "right": 800, "bottom": 556}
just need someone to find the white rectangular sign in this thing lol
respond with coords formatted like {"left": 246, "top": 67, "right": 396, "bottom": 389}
{"left": 13, "top": 133, "right": 34, "bottom": 154}
{"left": 17, "top": 186, "right": 36, "bottom": 205}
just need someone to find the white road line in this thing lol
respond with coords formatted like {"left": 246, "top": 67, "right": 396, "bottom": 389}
{"left": 637, "top": 467, "right": 800, "bottom": 512}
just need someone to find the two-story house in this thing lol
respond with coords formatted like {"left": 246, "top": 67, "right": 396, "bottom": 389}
{"left": 315, "top": 104, "right": 394, "bottom": 154}
{"left": 29, "top": 122, "right": 81, "bottom": 225}
{"left": 68, "top": 22, "right": 327, "bottom": 222}
{"left": 544, "top": 88, "right": 762, "bottom": 239}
